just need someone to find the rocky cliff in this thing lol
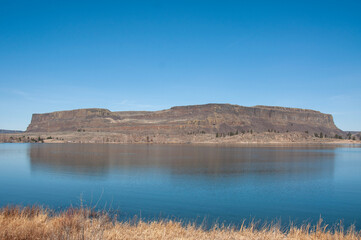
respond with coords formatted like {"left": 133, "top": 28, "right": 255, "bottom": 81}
{"left": 26, "top": 104, "right": 343, "bottom": 137}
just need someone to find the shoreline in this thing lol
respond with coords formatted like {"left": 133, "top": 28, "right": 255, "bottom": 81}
{"left": 1, "top": 131, "right": 360, "bottom": 145}
{"left": 1, "top": 206, "right": 360, "bottom": 240}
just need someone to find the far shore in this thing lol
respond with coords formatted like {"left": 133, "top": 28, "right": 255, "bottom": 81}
{"left": 1, "top": 131, "right": 360, "bottom": 145}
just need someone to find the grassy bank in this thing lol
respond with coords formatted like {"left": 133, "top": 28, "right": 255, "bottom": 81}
{"left": 2, "top": 131, "right": 360, "bottom": 145}
{"left": 0, "top": 206, "right": 360, "bottom": 240}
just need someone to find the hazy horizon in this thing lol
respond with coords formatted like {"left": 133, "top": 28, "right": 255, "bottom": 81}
{"left": 1, "top": 1, "right": 360, "bottom": 131}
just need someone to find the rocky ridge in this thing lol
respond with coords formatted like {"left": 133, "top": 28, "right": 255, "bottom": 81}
{"left": 26, "top": 104, "right": 343, "bottom": 138}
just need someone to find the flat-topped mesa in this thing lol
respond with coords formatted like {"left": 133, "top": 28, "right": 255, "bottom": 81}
{"left": 27, "top": 108, "right": 113, "bottom": 132}
{"left": 26, "top": 104, "right": 343, "bottom": 136}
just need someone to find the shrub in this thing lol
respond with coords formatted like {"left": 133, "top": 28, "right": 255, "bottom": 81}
{"left": 347, "top": 132, "right": 352, "bottom": 140}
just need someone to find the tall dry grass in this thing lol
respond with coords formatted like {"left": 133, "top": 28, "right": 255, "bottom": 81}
{"left": 0, "top": 206, "right": 360, "bottom": 240}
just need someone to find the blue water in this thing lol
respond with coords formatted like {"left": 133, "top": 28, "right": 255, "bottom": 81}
{"left": 0, "top": 143, "right": 361, "bottom": 229}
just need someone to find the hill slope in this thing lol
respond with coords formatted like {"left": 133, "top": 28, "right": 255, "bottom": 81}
{"left": 0, "top": 129, "right": 24, "bottom": 134}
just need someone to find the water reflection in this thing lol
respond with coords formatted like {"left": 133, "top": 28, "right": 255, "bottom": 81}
{"left": 2, "top": 143, "right": 359, "bottom": 229}
{"left": 30, "top": 144, "right": 336, "bottom": 178}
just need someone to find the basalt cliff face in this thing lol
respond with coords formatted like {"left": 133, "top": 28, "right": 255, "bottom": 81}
{"left": 26, "top": 104, "right": 343, "bottom": 137}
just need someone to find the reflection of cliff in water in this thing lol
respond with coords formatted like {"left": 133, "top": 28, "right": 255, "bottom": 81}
{"left": 30, "top": 144, "right": 112, "bottom": 176}
{"left": 30, "top": 144, "right": 336, "bottom": 178}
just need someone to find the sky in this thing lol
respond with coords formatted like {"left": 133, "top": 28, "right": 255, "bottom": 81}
{"left": 0, "top": 0, "right": 360, "bottom": 131}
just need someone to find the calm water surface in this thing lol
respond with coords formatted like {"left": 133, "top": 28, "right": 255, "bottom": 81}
{"left": 0, "top": 143, "right": 361, "bottom": 228}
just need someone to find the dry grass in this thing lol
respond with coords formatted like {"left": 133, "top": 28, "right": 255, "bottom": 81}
{"left": 0, "top": 206, "right": 360, "bottom": 240}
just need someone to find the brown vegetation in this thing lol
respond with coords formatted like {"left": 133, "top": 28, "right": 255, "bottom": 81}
{"left": 1, "top": 131, "right": 360, "bottom": 144}
{"left": 0, "top": 206, "right": 360, "bottom": 240}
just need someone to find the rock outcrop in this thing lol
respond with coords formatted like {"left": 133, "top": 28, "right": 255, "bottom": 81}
{"left": 26, "top": 104, "right": 344, "bottom": 137}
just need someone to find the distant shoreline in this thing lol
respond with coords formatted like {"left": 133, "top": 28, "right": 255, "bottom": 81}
{"left": 1, "top": 131, "right": 360, "bottom": 145}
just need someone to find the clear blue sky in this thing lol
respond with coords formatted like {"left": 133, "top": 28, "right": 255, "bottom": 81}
{"left": 0, "top": 0, "right": 360, "bottom": 131}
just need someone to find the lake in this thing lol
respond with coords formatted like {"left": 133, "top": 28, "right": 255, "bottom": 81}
{"left": 0, "top": 143, "right": 361, "bottom": 229}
